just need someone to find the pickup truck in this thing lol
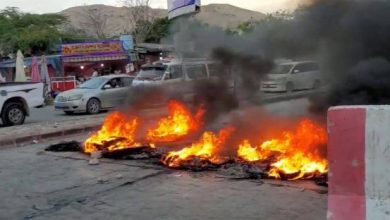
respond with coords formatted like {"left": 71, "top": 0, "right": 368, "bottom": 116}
{"left": 0, "top": 82, "right": 44, "bottom": 126}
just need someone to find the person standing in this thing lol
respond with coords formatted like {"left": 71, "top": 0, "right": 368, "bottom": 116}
{"left": 0, "top": 73, "right": 6, "bottom": 83}
{"left": 91, "top": 68, "right": 99, "bottom": 78}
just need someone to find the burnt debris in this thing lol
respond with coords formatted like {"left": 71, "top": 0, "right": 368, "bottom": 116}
{"left": 45, "top": 141, "right": 82, "bottom": 152}
{"left": 102, "top": 146, "right": 160, "bottom": 161}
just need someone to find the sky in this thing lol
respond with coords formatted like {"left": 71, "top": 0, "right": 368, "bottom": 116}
{"left": 0, "top": 0, "right": 303, "bottom": 14}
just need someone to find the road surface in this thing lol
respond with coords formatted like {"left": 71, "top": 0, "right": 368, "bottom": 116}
{"left": 26, "top": 105, "right": 108, "bottom": 124}
{"left": 22, "top": 89, "right": 318, "bottom": 126}
{"left": 0, "top": 134, "right": 327, "bottom": 220}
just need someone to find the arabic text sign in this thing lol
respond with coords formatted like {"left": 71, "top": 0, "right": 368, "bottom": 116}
{"left": 61, "top": 41, "right": 124, "bottom": 57}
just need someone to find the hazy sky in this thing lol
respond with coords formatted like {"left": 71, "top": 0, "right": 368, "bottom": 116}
{"left": 0, "top": 0, "right": 302, "bottom": 14}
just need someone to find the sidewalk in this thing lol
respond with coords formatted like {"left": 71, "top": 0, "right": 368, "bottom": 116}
{"left": 0, "top": 116, "right": 103, "bottom": 148}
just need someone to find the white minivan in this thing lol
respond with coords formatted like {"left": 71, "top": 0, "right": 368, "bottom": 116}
{"left": 261, "top": 61, "right": 322, "bottom": 93}
{"left": 132, "top": 59, "right": 226, "bottom": 100}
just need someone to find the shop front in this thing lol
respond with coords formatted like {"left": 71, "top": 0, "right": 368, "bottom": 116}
{"left": 61, "top": 41, "right": 131, "bottom": 81}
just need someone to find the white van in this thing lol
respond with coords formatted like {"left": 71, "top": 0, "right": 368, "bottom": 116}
{"left": 133, "top": 59, "right": 221, "bottom": 86}
{"left": 260, "top": 61, "right": 322, "bottom": 93}
{"left": 133, "top": 59, "right": 226, "bottom": 100}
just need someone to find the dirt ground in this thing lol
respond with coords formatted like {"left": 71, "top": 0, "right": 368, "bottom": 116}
{"left": 0, "top": 134, "right": 327, "bottom": 220}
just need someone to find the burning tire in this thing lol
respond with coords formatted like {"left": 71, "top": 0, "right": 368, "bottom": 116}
{"left": 1, "top": 102, "right": 26, "bottom": 126}
{"left": 86, "top": 98, "right": 101, "bottom": 114}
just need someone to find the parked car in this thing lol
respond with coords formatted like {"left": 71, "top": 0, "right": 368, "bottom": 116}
{"left": 54, "top": 75, "right": 134, "bottom": 115}
{"left": 132, "top": 59, "right": 231, "bottom": 102}
{"left": 260, "top": 61, "right": 322, "bottom": 93}
{"left": 0, "top": 82, "right": 44, "bottom": 126}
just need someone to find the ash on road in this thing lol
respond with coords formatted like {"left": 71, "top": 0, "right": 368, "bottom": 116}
{"left": 0, "top": 134, "right": 326, "bottom": 220}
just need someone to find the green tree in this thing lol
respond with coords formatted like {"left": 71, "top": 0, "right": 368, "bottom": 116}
{"left": 144, "top": 17, "right": 172, "bottom": 43}
{"left": 236, "top": 21, "right": 255, "bottom": 34}
{"left": 0, "top": 7, "right": 68, "bottom": 56}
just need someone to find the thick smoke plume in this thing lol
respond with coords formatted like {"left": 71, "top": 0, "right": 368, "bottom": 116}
{"left": 125, "top": 0, "right": 390, "bottom": 125}
{"left": 289, "top": 0, "right": 390, "bottom": 107}
{"left": 165, "top": 0, "right": 390, "bottom": 111}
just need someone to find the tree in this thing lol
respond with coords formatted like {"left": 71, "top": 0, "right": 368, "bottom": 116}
{"left": 121, "top": 0, "right": 157, "bottom": 43}
{"left": 0, "top": 7, "right": 68, "bottom": 56}
{"left": 80, "top": 6, "right": 108, "bottom": 39}
{"left": 144, "top": 17, "right": 172, "bottom": 43}
{"left": 228, "top": 21, "right": 255, "bottom": 35}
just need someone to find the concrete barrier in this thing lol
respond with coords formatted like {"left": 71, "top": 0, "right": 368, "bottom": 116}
{"left": 328, "top": 106, "right": 390, "bottom": 220}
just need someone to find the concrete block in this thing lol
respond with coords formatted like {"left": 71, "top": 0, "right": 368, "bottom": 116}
{"left": 328, "top": 106, "right": 390, "bottom": 220}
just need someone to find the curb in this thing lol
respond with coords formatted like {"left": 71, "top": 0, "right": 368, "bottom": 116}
{"left": 0, "top": 119, "right": 103, "bottom": 148}
{"left": 0, "top": 124, "right": 100, "bottom": 148}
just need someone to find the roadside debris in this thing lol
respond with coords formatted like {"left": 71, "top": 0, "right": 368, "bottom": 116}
{"left": 89, "top": 151, "right": 102, "bottom": 165}
{"left": 314, "top": 174, "right": 328, "bottom": 187}
{"left": 45, "top": 141, "right": 81, "bottom": 152}
{"left": 115, "top": 174, "right": 123, "bottom": 179}
{"left": 217, "top": 162, "right": 265, "bottom": 180}
{"left": 97, "top": 177, "right": 109, "bottom": 184}
{"left": 101, "top": 146, "right": 160, "bottom": 161}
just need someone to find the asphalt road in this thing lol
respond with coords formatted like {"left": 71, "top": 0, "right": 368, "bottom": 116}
{"left": 23, "top": 89, "right": 319, "bottom": 126}
{"left": 0, "top": 96, "right": 326, "bottom": 219}
{"left": 26, "top": 105, "right": 109, "bottom": 125}
{"left": 0, "top": 134, "right": 327, "bottom": 219}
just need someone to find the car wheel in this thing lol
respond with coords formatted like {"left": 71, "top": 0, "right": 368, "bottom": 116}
{"left": 1, "top": 102, "right": 26, "bottom": 126}
{"left": 286, "top": 82, "right": 294, "bottom": 93}
{"left": 64, "top": 111, "right": 74, "bottom": 115}
{"left": 313, "top": 80, "right": 321, "bottom": 90}
{"left": 86, "top": 98, "right": 100, "bottom": 114}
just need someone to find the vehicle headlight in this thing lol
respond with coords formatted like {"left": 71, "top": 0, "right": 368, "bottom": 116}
{"left": 68, "top": 94, "right": 83, "bottom": 101}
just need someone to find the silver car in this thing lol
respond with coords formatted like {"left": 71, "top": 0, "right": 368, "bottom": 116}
{"left": 260, "top": 61, "right": 322, "bottom": 93}
{"left": 54, "top": 75, "right": 134, "bottom": 114}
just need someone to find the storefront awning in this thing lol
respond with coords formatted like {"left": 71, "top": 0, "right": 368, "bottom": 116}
{"left": 62, "top": 54, "right": 129, "bottom": 63}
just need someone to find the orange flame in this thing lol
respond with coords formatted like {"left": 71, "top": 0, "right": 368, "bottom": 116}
{"left": 162, "top": 127, "right": 235, "bottom": 168}
{"left": 84, "top": 112, "right": 140, "bottom": 153}
{"left": 238, "top": 119, "right": 327, "bottom": 180}
{"left": 147, "top": 100, "right": 205, "bottom": 143}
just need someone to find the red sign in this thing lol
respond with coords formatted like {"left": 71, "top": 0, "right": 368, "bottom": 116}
{"left": 61, "top": 41, "right": 124, "bottom": 57}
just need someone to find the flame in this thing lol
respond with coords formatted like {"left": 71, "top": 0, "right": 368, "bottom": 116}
{"left": 147, "top": 100, "right": 205, "bottom": 143}
{"left": 238, "top": 119, "right": 327, "bottom": 180}
{"left": 162, "top": 127, "right": 235, "bottom": 168}
{"left": 84, "top": 112, "right": 140, "bottom": 153}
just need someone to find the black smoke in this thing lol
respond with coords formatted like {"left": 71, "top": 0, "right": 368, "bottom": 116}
{"left": 158, "top": 0, "right": 390, "bottom": 119}
{"left": 293, "top": 0, "right": 390, "bottom": 107}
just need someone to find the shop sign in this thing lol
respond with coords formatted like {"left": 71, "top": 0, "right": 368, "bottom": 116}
{"left": 61, "top": 41, "right": 125, "bottom": 57}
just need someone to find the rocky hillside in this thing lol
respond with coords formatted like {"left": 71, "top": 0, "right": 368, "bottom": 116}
{"left": 61, "top": 4, "right": 265, "bottom": 38}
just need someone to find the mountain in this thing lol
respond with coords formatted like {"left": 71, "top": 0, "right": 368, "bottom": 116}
{"left": 60, "top": 4, "right": 265, "bottom": 38}
{"left": 195, "top": 4, "right": 265, "bottom": 28}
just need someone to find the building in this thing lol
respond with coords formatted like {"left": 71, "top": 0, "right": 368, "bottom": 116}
{"left": 61, "top": 40, "right": 133, "bottom": 79}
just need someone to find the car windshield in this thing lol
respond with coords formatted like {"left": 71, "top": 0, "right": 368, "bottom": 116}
{"left": 136, "top": 66, "right": 167, "bottom": 81}
{"left": 79, "top": 77, "right": 106, "bottom": 89}
{"left": 271, "top": 64, "right": 294, "bottom": 74}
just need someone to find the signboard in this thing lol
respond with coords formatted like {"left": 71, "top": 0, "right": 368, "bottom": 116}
{"left": 168, "top": 0, "right": 201, "bottom": 20}
{"left": 61, "top": 41, "right": 125, "bottom": 57}
{"left": 120, "top": 35, "right": 134, "bottom": 51}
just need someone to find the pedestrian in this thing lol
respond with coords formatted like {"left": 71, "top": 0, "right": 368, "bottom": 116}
{"left": 0, "top": 73, "right": 5, "bottom": 83}
{"left": 91, "top": 68, "right": 99, "bottom": 78}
